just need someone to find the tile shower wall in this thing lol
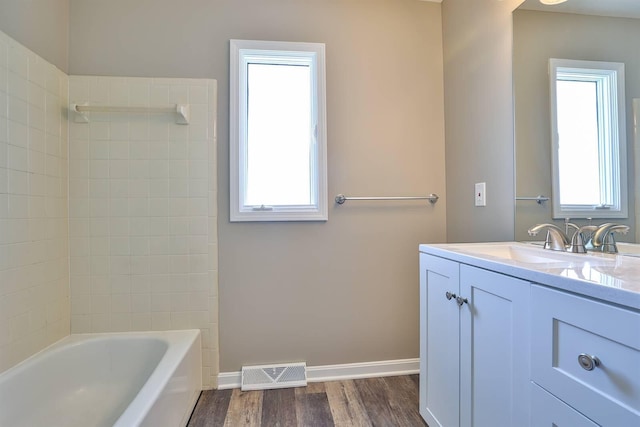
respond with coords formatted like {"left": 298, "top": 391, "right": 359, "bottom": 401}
{"left": 0, "top": 31, "right": 70, "bottom": 373}
{"left": 68, "top": 76, "right": 219, "bottom": 388}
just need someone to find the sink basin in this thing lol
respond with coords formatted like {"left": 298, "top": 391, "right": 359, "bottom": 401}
{"left": 617, "top": 242, "right": 640, "bottom": 256}
{"left": 449, "top": 243, "right": 615, "bottom": 266}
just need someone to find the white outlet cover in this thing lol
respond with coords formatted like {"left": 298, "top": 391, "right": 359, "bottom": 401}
{"left": 475, "top": 182, "right": 486, "bottom": 206}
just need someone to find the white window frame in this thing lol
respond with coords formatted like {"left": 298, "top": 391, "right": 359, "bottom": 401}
{"left": 549, "top": 58, "right": 627, "bottom": 219}
{"left": 230, "top": 39, "right": 328, "bottom": 222}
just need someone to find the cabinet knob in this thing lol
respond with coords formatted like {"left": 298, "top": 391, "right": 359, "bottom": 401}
{"left": 578, "top": 353, "right": 600, "bottom": 371}
{"left": 445, "top": 291, "right": 456, "bottom": 300}
{"left": 456, "top": 296, "right": 468, "bottom": 306}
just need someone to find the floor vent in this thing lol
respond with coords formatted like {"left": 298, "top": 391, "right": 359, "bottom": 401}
{"left": 241, "top": 362, "right": 307, "bottom": 391}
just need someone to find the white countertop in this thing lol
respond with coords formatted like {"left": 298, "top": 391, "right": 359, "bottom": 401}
{"left": 419, "top": 242, "right": 640, "bottom": 311}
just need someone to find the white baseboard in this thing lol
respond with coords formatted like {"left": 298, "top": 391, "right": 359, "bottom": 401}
{"left": 217, "top": 371, "right": 243, "bottom": 390}
{"left": 216, "top": 358, "right": 419, "bottom": 390}
{"left": 307, "top": 358, "right": 420, "bottom": 383}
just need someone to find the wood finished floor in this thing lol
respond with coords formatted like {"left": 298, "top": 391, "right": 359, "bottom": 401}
{"left": 187, "top": 375, "right": 427, "bottom": 427}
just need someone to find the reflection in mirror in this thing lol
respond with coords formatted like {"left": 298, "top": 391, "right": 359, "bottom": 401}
{"left": 550, "top": 58, "right": 627, "bottom": 218}
{"left": 513, "top": 0, "right": 640, "bottom": 242}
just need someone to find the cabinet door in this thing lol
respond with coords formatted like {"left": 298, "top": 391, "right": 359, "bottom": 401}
{"left": 420, "top": 254, "right": 460, "bottom": 427}
{"left": 459, "top": 265, "right": 530, "bottom": 427}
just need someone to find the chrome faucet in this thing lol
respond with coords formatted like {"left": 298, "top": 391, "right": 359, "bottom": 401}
{"left": 564, "top": 218, "right": 579, "bottom": 236}
{"left": 527, "top": 223, "right": 569, "bottom": 251}
{"left": 568, "top": 225, "right": 598, "bottom": 253}
{"left": 591, "top": 223, "right": 630, "bottom": 253}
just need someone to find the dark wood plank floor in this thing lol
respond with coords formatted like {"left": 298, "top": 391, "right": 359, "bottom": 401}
{"left": 188, "top": 375, "right": 427, "bottom": 427}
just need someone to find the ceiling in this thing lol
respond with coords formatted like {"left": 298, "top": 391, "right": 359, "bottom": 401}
{"left": 519, "top": 0, "right": 640, "bottom": 19}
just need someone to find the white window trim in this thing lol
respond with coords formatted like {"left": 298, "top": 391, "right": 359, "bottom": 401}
{"left": 549, "top": 58, "right": 628, "bottom": 219}
{"left": 229, "top": 39, "right": 328, "bottom": 222}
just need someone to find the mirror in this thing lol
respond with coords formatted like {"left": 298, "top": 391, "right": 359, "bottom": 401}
{"left": 550, "top": 58, "right": 627, "bottom": 218}
{"left": 513, "top": 0, "right": 640, "bottom": 242}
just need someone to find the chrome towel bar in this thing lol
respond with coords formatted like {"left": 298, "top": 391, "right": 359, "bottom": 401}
{"left": 335, "top": 194, "right": 439, "bottom": 205}
{"left": 515, "top": 195, "right": 549, "bottom": 204}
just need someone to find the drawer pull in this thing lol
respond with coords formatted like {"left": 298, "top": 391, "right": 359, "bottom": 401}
{"left": 456, "top": 296, "right": 468, "bottom": 306}
{"left": 445, "top": 291, "right": 456, "bottom": 300}
{"left": 578, "top": 353, "right": 600, "bottom": 371}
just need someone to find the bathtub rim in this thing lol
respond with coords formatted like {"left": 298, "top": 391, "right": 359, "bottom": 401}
{"left": 109, "top": 329, "right": 201, "bottom": 426}
{"left": 0, "top": 329, "right": 202, "bottom": 427}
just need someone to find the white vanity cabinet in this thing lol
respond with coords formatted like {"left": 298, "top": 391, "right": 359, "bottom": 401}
{"left": 419, "top": 253, "right": 531, "bottom": 427}
{"left": 530, "top": 383, "right": 598, "bottom": 427}
{"left": 419, "top": 242, "right": 640, "bottom": 427}
{"left": 531, "top": 285, "right": 640, "bottom": 426}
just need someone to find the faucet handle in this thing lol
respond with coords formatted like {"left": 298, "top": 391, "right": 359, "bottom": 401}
{"left": 542, "top": 230, "right": 554, "bottom": 250}
{"left": 600, "top": 234, "right": 619, "bottom": 254}
{"left": 569, "top": 232, "right": 587, "bottom": 253}
{"left": 592, "top": 223, "right": 630, "bottom": 253}
{"left": 541, "top": 230, "right": 568, "bottom": 251}
{"left": 569, "top": 225, "right": 598, "bottom": 253}
{"left": 528, "top": 223, "right": 569, "bottom": 251}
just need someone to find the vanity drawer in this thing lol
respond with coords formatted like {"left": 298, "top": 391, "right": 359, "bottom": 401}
{"left": 531, "top": 285, "right": 640, "bottom": 426}
{"left": 531, "top": 382, "right": 597, "bottom": 427}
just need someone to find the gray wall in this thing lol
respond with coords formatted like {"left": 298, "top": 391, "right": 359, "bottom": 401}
{"left": 513, "top": 10, "right": 639, "bottom": 241}
{"left": 0, "top": 0, "right": 69, "bottom": 72}
{"left": 69, "top": 0, "right": 447, "bottom": 372}
{"left": 441, "top": 0, "right": 523, "bottom": 242}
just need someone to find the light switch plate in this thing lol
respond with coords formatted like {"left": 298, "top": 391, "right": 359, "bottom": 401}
{"left": 475, "top": 182, "right": 486, "bottom": 207}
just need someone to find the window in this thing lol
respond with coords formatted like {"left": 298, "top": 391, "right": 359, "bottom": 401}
{"left": 230, "top": 39, "right": 328, "bottom": 221}
{"left": 549, "top": 58, "right": 627, "bottom": 218}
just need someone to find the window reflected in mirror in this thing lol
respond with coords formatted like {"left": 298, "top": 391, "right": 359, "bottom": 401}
{"left": 549, "top": 58, "right": 628, "bottom": 218}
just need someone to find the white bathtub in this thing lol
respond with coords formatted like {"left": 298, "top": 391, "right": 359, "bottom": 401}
{"left": 0, "top": 330, "right": 202, "bottom": 427}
